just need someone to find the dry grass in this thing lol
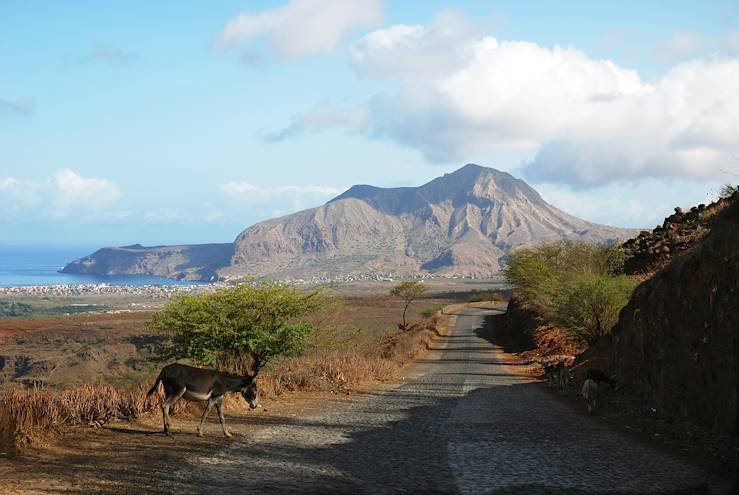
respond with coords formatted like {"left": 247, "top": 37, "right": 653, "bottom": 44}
{"left": 0, "top": 383, "right": 156, "bottom": 450}
{"left": 0, "top": 305, "right": 450, "bottom": 453}
{"left": 258, "top": 316, "right": 442, "bottom": 398}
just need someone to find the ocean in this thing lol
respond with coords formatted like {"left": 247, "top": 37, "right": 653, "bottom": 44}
{"left": 0, "top": 245, "right": 199, "bottom": 287}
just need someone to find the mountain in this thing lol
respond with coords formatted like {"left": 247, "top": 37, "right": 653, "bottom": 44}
{"left": 62, "top": 164, "right": 637, "bottom": 281}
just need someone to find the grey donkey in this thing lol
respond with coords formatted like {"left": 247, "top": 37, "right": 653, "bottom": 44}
{"left": 147, "top": 363, "right": 258, "bottom": 437}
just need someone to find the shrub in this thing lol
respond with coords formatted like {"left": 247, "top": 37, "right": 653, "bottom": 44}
{"left": 553, "top": 274, "right": 636, "bottom": 343}
{"left": 719, "top": 183, "right": 738, "bottom": 199}
{"left": 504, "top": 241, "right": 634, "bottom": 342}
{"left": 468, "top": 290, "right": 505, "bottom": 303}
{"left": 151, "top": 283, "right": 332, "bottom": 374}
{"left": 420, "top": 304, "right": 444, "bottom": 318}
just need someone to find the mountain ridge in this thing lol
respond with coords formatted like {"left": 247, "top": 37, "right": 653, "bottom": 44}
{"left": 62, "top": 164, "right": 638, "bottom": 281}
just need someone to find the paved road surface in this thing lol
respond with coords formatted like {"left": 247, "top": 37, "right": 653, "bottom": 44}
{"left": 163, "top": 308, "right": 729, "bottom": 494}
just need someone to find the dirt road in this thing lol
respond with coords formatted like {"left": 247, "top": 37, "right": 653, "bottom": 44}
{"left": 4, "top": 308, "right": 732, "bottom": 494}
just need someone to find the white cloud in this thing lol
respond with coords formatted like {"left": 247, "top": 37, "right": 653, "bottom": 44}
{"left": 266, "top": 103, "right": 368, "bottom": 141}
{"left": 350, "top": 10, "right": 481, "bottom": 79}
{"left": 212, "top": 0, "right": 383, "bottom": 58}
{"left": 221, "top": 181, "right": 341, "bottom": 202}
{"left": 278, "top": 15, "right": 739, "bottom": 187}
{"left": 0, "top": 169, "right": 121, "bottom": 219}
{"left": 537, "top": 178, "right": 725, "bottom": 228}
{"left": 220, "top": 181, "right": 343, "bottom": 219}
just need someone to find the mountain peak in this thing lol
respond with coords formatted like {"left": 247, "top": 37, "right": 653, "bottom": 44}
{"left": 330, "top": 164, "right": 526, "bottom": 208}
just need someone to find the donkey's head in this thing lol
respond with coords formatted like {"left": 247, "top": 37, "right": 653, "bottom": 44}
{"left": 241, "top": 375, "right": 259, "bottom": 409}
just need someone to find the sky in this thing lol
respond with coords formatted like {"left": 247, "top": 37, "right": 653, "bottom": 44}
{"left": 2, "top": 0, "right": 738, "bottom": 246}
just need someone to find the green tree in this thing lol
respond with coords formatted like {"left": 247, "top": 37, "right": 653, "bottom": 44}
{"left": 390, "top": 281, "right": 427, "bottom": 330}
{"left": 151, "top": 284, "right": 331, "bottom": 374}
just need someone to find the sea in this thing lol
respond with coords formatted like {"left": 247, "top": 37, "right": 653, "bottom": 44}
{"left": 0, "top": 245, "right": 200, "bottom": 287}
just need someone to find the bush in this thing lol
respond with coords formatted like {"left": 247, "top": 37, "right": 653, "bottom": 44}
{"left": 468, "top": 290, "right": 505, "bottom": 303}
{"left": 719, "top": 183, "right": 738, "bottom": 199}
{"left": 420, "top": 304, "right": 444, "bottom": 319}
{"left": 504, "top": 241, "right": 635, "bottom": 342}
{"left": 553, "top": 274, "right": 636, "bottom": 343}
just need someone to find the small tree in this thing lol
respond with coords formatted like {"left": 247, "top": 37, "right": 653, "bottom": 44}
{"left": 390, "top": 281, "right": 426, "bottom": 330}
{"left": 151, "top": 284, "right": 330, "bottom": 375}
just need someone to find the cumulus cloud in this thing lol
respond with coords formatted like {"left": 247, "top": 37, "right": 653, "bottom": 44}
{"left": 277, "top": 14, "right": 739, "bottom": 187}
{"left": 0, "top": 98, "right": 33, "bottom": 116}
{"left": 212, "top": 0, "right": 383, "bottom": 58}
{"left": 0, "top": 169, "right": 121, "bottom": 219}
{"left": 349, "top": 10, "right": 482, "bottom": 79}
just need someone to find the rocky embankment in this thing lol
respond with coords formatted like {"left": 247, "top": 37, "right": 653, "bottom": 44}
{"left": 613, "top": 191, "right": 739, "bottom": 435}
{"left": 622, "top": 193, "right": 737, "bottom": 276}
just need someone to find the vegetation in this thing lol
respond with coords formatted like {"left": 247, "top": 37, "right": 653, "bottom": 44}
{"left": 0, "top": 383, "right": 159, "bottom": 449}
{"left": 390, "top": 281, "right": 427, "bottom": 330}
{"left": 420, "top": 304, "right": 444, "bottom": 319}
{"left": 719, "top": 183, "right": 738, "bottom": 199}
{"left": 0, "top": 301, "right": 32, "bottom": 317}
{"left": 504, "top": 241, "right": 636, "bottom": 343}
{"left": 151, "top": 283, "right": 332, "bottom": 374}
{"left": 468, "top": 290, "right": 506, "bottom": 303}
{"left": 0, "top": 293, "right": 447, "bottom": 450}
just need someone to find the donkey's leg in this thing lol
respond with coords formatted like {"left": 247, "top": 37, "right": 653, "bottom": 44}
{"left": 197, "top": 399, "right": 215, "bottom": 437}
{"left": 162, "top": 387, "right": 186, "bottom": 435}
{"left": 214, "top": 396, "right": 232, "bottom": 438}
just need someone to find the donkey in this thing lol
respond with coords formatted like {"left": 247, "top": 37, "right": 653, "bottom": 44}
{"left": 147, "top": 363, "right": 258, "bottom": 437}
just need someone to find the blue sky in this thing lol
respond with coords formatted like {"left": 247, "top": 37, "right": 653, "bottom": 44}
{"left": 2, "top": 1, "right": 738, "bottom": 246}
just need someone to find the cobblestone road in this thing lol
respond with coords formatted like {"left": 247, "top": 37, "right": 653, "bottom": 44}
{"left": 164, "top": 308, "right": 730, "bottom": 494}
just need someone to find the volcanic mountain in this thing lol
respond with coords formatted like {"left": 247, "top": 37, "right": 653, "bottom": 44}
{"left": 62, "top": 164, "right": 636, "bottom": 280}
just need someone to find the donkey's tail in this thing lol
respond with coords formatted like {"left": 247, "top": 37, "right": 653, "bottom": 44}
{"left": 146, "top": 369, "right": 164, "bottom": 397}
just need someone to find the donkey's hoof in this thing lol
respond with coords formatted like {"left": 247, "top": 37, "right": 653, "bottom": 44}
{"left": 224, "top": 431, "right": 233, "bottom": 439}
{"left": 197, "top": 431, "right": 204, "bottom": 437}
